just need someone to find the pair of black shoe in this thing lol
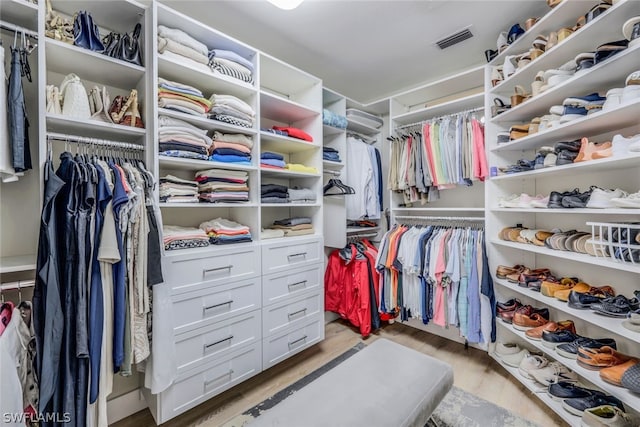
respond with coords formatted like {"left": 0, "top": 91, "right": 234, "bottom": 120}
{"left": 548, "top": 382, "right": 625, "bottom": 416}
{"left": 548, "top": 187, "right": 595, "bottom": 208}
{"left": 554, "top": 140, "right": 581, "bottom": 166}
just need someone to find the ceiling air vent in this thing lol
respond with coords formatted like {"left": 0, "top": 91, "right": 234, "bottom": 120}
{"left": 436, "top": 27, "right": 473, "bottom": 49}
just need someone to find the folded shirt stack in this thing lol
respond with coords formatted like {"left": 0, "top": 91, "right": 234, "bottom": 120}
{"left": 288, "top": 187, "right": 316, "bottom": 203}
{"left": 265, "top": 217, "right": 314, "bottom": 237}
{"left": 272, "top": 126, "right": 313, "bottom": 142}
{"left": 157, "top": 26, "right": 211, "bottom": 73}
{"left": 261, "top": 183, "right": 289, "bottom": 203}
{"left": 196, "top": 168, "right": 249, "bottom": 203}
{"left": 208, "top": 94, "right": 255, "bottom": 128}
{"left": 323, "top": 146, "right": 341, "bottom": 162}
{"left": 208, "top": 48, "right": 254, "bottom": 84}
{"left": 158, "top": 78, "right": 212, "bottom": 117}
{"left": 322, "top": 109, "right": 348, "bottom": 129}
{"left": 285, "top": 163, "right": 318, "bottom": 174}
{"left": 199, "top": 217, "right": 252, "bottom": 245}
{"left": 159, "top": 175, "right": 199, "bottom": 203}
{"left": 261, "top": 151, "right": 285, "bottom": 169}
{"left": 163, "top": 225, "right": 210, "bottom": 251}
{"left": 158, "top": 114, "right": 213, "bottom": 161}
{"left": 210, "top": 130, "right": 254, "bottom": 164}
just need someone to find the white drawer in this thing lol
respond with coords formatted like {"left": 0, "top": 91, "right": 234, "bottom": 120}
{"left": 161, "top": 343, "right": 261, "bottom": 420}
{"left": 175, "top": 311, "right": 261, "bottom": 374}
{"left": 263, "top": 292, "right": 322, "bottom": 337}
{"left": 172, "top": 278, "right": 261, "bottom": 334}
{"left": 262, "top": 314, "right": 324, "bottom": 370}
{"left": 261, "top": 237, "right": 323, "bottom": 274}
{"left": 262, "top": 263, "right": 323, "bottom": 306}
{"left": 164, "top": 245, "right": 260, "bottom": 293}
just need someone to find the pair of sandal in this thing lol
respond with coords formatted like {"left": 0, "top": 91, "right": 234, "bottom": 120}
{"left": 45, "top": 0, "right": 74, "bottom": 44}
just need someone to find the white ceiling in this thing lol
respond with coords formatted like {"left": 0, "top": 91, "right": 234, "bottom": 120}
{"left": 165, "top": 0, "right": 549, "bottom": 105}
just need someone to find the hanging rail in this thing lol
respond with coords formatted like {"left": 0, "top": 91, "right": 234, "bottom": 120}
{"left": 1, "top": 279, "right": 35, "bottom": 292}
{"left": 394, "top": 106, "right": 485, "bottom": 131}
{"left": 0, "top": 20, "right": 38, "bottom": 39}
{"left": 47, "top": 132, "right": 145, "bottom": 151}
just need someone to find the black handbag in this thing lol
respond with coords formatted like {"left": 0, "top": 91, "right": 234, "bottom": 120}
{"left": 73, "top": 10, "right": 105, "bottom": 52}
{"left": 114, "top": 23, "right": 143, "bottom": 66}
{"left": 101, "top": 31, "right": 120, "bottom": 58}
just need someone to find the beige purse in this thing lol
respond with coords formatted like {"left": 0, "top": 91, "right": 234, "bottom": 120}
{"left": 89, "top": 86, "right": 114, "bottom": 123}
{"left": 46, "top": 85, "right": 62, "bottom": 115}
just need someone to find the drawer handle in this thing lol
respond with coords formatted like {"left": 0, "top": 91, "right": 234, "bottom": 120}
{"left": 204, "top": 335, "right": 234, "bottom": 351}
{"left": 204, "top": 369, "right": 234, "bottom": 389}
{"left": 203, "top": 265, "right": 233, "bottom": 275}
{"left": 288, "top": 280, "right": 307, "bottom": 290}
{"left": 287, "top": 252, "right": 307, "bottom": 260}
{"left": 203, "top": 300, "right": 234, "bottom": 313}
{"left": 288, "top": 335, "right": 307, "bottom": 349}
{"left": 288, "top": 308, "right": 307, "bottom": 319}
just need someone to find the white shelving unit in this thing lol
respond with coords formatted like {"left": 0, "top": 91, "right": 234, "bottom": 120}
{"left": 485, "top": 0, "right": 640, "bottom": 423}
{"left": 0, "top": 255, "right": 37, "bottom": 274}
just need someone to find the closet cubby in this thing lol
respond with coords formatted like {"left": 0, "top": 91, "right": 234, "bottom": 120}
{"left": 485, "top": 0, "right": 640, "bottom": 424}
{"left": 1, "top": 0, "right": 38, "bottom": 31}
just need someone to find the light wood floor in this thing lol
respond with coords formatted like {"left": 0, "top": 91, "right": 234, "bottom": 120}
{"left": 113, "top": 320, "right": 566, "bottom": 427}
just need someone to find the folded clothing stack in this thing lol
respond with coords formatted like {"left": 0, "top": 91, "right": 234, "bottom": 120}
{"left": 158, "top": 114, "right": 213, "bottom": 161}
{"left": 322, "top": 109, "right": 347, "bottom": 129}
{"left": 211, "top": 130, "right": 254, "bottom": 164}
{"left": 264, "top": 217, "right": 315, "bottom": 238}
{"left": 158, "top": 77, "right": 212, "bottom": 117}
{"left": 261, "top": 151, "right": 285, "bottom": 169}
{"left": 196, "top": 168, "right": 249, "bottom": 203}
{"left": 288, "top": 187, "right": 316, "bottom": 203}
{"left": 159, "top": 175, "right": 199, "bottom": 203}
{"left": 163, "top": 225, "right": 210, "bottom": 251}
{"left": 208, "top": 48, "right": 254, "bottom": 84}
{"left": 261, "top": 183, "right": 289, "bottom": 203}
{"left": 323, "top": 146, "right": 341, "bottom": 162}
{"left": 272, "top": 126, "right": 313, "bottom": 142}
{"left": 208, "top": 94, "right": 255, "bottom": 128}
{"left": 199, "top": 217, "right": 252, "bottom": 245}
{"left": 285, "top": 163, "right": 318, "bottom": 174}
{"left": 157, "top": 25, "right": 210, "bottom": 71}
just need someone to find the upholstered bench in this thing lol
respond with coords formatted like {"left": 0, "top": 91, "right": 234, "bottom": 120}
{"left": 248, "top": 338, "right": 454, "bottom": 427}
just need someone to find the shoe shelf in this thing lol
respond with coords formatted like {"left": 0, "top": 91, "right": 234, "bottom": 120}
{"left": 490, "top": 0, "right": 638, "bottom": 98}
{"left": 491, "top": 42, "right": 640, "bottom": 124}
{"left": 0, "top": 0, "right": 38, "bottom": 31}
{"left": 158, "top": 108, "right": 257, "bottom": 136}
{"left": 46, "top": 39, "right": 146, "bottom": 89}
{"left": 322, "top": 125, "right": 345, "bottom": 136}
{"left": 490, "top": 354, "right": 581, "bottom": 427}
{"left": 0, "top": 254, "right": 36, "bottom": 274}
{"left": 391, "top": 93, "right": 483, "bottom": 126}
{"left": 491, "top": 207, "right": 640, "bottom": 215}
{"left": 490, "top": 153, "right": 640, "bottom": 181}
{"left": 491, "top": 239, "right": 640, "bottom": 275}
{"left": 157, "top": 55, "right": 256, "bottom": 100}
{"left": 498, "top": 321, "right": 640, "bottom": 415}
{"left": 159, "top": 202, "right": 258, "bottom": 208}
{"left": 46, "top": 114, "right": 146, "bottom": 142}
{"left": 494, "top": 278, "right": 640, "bottom": 346}
{"left": 489, "top": 1, "right": 590, "bottom": 68}
{"left": 322, "top": 160, "right": 344, "bottom": 169}
{"left": 491, "top": 98, "right": 640, "bottom": 152}
{"left": 158, "top": 156, "right": 257, "bottom": 172}
{"left": 260, "top": 92, "right": 321, "bottom": 123}
{"left": 260, "top": 131, "right": 321, "bottom": 153}
{"left": 260, "top": 168, "right": 320, "bottom": 179}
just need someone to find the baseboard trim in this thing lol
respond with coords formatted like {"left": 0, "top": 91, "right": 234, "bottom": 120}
{"left": 107, "top": 388, "right": 148, "bottom": 424}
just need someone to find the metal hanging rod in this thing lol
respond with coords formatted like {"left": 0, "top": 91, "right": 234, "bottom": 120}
{"left": 347, "top": 131, "right": 377, "bottom": 145}
{"left": 323, "top": 169, "right": 341, "bottom": 176}
{"left": 0, "top": 20, "right": 38, "bottom": 39}
{"left": 394, "top": 215, "right": 485, "bottom": 222}
{"left": 1, "top": 279, "right": 35, "bottom": 292}
{"left": 47, "top": 132, "right": 145, "bottom": 151}
{"left": 394, "top": 106, "right": 485, "bottom": 131}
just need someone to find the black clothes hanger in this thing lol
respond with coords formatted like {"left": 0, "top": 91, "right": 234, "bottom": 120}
{"left": 323, "top": 178, "right": 355, "bottom": 196}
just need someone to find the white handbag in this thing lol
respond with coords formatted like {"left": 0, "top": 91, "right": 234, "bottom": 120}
{"left": 59, "top": 73, "right": 91, "bottom": 119}
{"left": 88, "top": 86, "right": 113, "bottom": 123}
{"left": 45, "top": 84, "right": 62, "bottom": 115}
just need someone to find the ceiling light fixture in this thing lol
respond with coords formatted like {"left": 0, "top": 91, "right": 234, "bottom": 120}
{"left": 267, "top": 0, "right": 304, "bottom": 10}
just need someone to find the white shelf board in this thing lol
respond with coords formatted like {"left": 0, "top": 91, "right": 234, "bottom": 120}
{"left": 490, "top": 154, "right": 640, "bottom": 181}
{"left": 490, "top": 239, "right": 640, "bottom": 274}
{"left": 490, "top": 0, "right": 637, "bottom": 103}
{"left": 323, "top": 124, "right": 346, "bottom": 136}
{"left": 392, "top": 93, "right": 484, "bottom": 125}
{"left": 0, "top": 0, "right": 38, "bottom": 31}
{"left": 159, "top": 156, "right": 257, "bottom": 172}
{"left": 46, "top": 114, "right": 146, "bottom": 142}
{"left": 260, "top": 167, "right": 320, "bottom": 179}
{"left": 494, "top": 278, "right": 640, "bottom": 346}
{"left": 261, "top": 203, "right": 320, "bottom": 208}
{"left": 491, "top": 99, "right": 640, "bottom": 152}
{"left": 260, "top": 53, "right": 321, "bottom": 99}
{"left": 259, "top": 233, "right": 323, "bottom": 245}
{"left": 159, "top": 202, "right": 257, "bottom": 208}
{"left": 322, "top": 160, "right": 344, "bottom": 169}
{"left": 260, "top": 92, "right": 320, "bottom": 123}
{"left": 393, "top": 207, "right": 485, "bottom": 212}
{"left": 158, "top": 108, "right": 257, "bottom": 135}
{"left": 346, "top": 226, "right": 380, "bottom": 234}
{"left": 158, "top": 54, "right": 257, "bottom": 99}
{"left": 490, "top": 354, "right": 581, "bottom": 427}
{"left": 46, "top": 39, "right": 146, "bottom": 89}
{"left": 498, "top": 321, "right": 640, "bottom": 414}
{"left": 491, "top": 207, "right": 640, "bottom": 215}
{"left": 260, "top": 131, "right": 320, "bottom": 153}
{"left": 0, "top": 255, "right": 36, "bottom": 274}
{"left": 346, "top": 118, "right": 381, "bottom": 136}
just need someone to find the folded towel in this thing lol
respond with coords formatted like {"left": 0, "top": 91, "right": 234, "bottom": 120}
{"left": 158, "top": 98, "right": 207, "bottom": 116}
{"left": 158, "top": 78, "right": 203, "bottom": 97}
{"left": 209, "top": 94, "right": 255, "bottom": 117}
{"left": 261, "top": 229, "right": 285, "bottom": 239}
{"left": 158, "top": 115, "right": 207, "bottom": 134}
{"left": 157, "top": 36, "right": 209, "bottom": 65}
{"left": 158, "top": 25, "right": 209, "bottom": 56}
{"left": 209, "top": 49, "right": 255, "bottom": 73}
{"left": 200, "top": 217, "right": 251, "bottom": 234}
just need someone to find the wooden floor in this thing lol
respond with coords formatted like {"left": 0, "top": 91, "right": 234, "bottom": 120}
{"left": 113, "top": 320, "right": 566, "bottom": 427}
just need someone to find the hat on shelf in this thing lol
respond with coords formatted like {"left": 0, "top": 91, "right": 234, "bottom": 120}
{"left": 622, "top": 16, "right": 640, "bottom": 47}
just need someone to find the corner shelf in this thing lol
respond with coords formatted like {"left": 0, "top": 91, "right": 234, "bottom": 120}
{"left": 0, "top": 255, "right": 36, "bottom": 274}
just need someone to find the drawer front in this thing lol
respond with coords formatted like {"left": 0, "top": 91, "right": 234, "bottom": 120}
{"left": 162, "top": 343, "right": 261, "bottom": 420}
{"left": 262, "top": 315, "right": 324, "bottom": 370}
{"left": 175, "top": 311, "right": 261, "bottom": 374}
{"left": 262, "top": 263, "right": 323, "bottom": 306}
{"left": 172, "top": 278, "right": 261, "bottom": 334}
{"left": 263, "top": 292, "right": 322, "bottom": 337}
{"left": 261, "top": 238, "right": 323, "bottom": 274}
{"left": 164, "top": 245, "right": 260, "bottom": 292}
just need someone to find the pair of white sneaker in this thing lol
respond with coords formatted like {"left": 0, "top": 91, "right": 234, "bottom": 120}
{"left": 611, "top": 133, "right": 640, "bottom": 156}
{"left": 495, "top": 343, "right": 578, "bottom": 385}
